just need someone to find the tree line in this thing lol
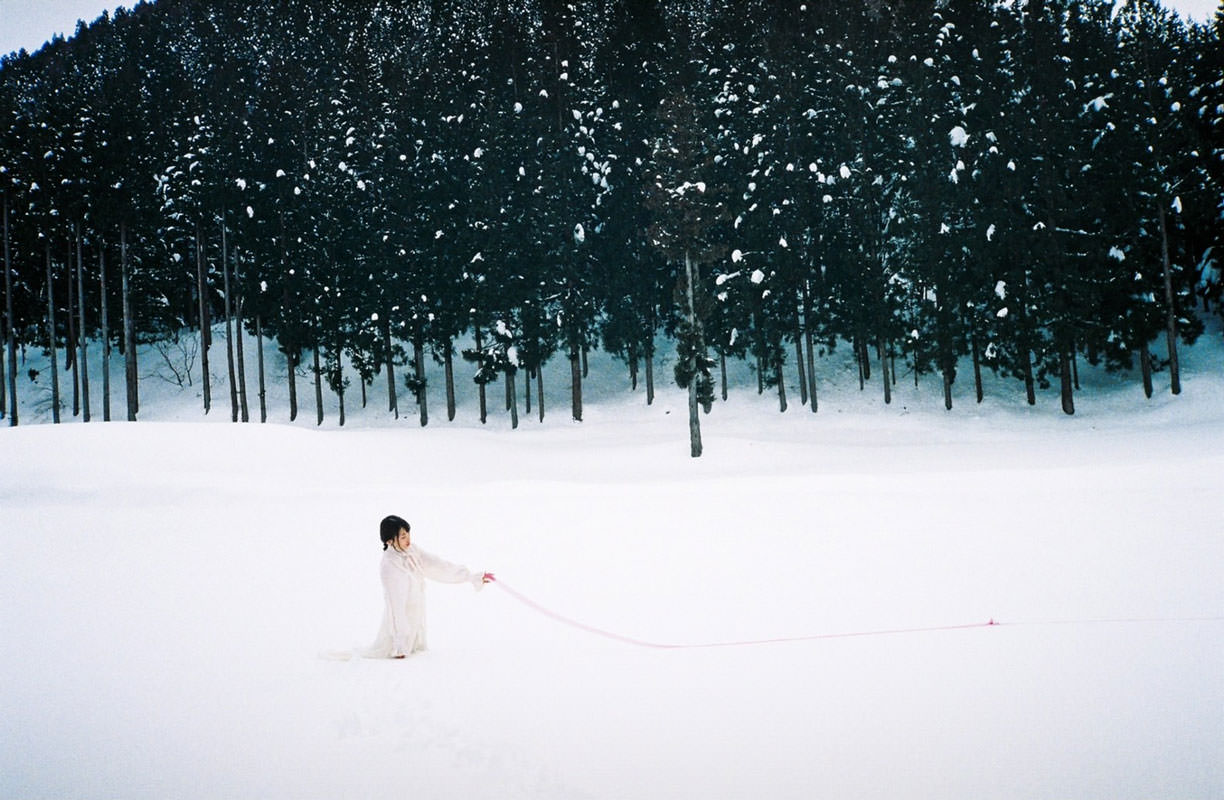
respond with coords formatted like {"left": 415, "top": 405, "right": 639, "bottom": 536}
{"left": 1, "top": 0, "right": 1221, "bottom": 455}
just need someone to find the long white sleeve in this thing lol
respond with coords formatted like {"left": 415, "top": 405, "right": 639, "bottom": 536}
{"left": 416, "top": 546, "right": 485, "bottom": 590}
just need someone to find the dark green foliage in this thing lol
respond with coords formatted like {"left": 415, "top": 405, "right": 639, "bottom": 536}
{"left": 0, "top": 0, "right": 1219, "bottom": 433}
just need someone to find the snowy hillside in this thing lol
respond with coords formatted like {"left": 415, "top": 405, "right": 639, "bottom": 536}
{"left": 2, "top": 328, "right": 1222, "bottom": 800}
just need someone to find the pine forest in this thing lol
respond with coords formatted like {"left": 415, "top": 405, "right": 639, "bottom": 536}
{"left": 1, "top": 0, "right": 1222, "bottom": 456}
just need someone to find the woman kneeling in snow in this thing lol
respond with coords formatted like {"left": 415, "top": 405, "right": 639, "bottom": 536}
{"left": 365, "top": 514, "right": 493, "bottom": 659}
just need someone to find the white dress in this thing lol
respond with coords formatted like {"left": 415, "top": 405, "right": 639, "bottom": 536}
{"left": 364, "top": 544, "right": 484, "bottom": 658}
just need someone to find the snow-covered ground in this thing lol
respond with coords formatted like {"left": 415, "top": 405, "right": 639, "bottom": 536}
{"left": 2, "top": 325, "right": 1222, "bottom": 799}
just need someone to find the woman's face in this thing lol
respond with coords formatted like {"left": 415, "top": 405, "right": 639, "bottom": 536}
{"left": 392, "top": 527, "right": 411, "bottom": 552}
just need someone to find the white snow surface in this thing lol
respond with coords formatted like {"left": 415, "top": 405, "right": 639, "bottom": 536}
{"left": 2, "top": 325, "right": 1223, "bottom": 800}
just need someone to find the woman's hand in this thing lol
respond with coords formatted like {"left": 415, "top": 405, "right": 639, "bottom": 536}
{"left": 481, "top": 572, "right": 496, "bottom": 584}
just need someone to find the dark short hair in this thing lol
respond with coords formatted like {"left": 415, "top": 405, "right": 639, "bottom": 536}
{"left": 380, "top": 515, "right": 410, "bottom": 549}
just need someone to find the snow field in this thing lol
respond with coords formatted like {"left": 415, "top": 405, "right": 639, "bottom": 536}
{"left": 2, "top": 325, "right": 1223, "bottom": 799}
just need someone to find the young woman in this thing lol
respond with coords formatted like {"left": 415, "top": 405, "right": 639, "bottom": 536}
{"left": 364, "top": 514, "right": 494, "bottom": 659}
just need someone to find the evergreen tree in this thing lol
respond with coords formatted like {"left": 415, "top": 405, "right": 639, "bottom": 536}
{"left": 646, "top": 89, "right": 728, "bottom": 457}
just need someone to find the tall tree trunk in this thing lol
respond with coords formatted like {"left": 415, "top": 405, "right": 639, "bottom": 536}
{"left": 287, "top": 351, "right": 298, "bottom": 421}
{"left": 720, "top": 351, "right": 728, "bottom": 402}
{"left": 629, "top": 347, "right": 638, "bottom": 392}
{"left": 3, "top": 191, "right": 15, "bottom": 425}
{"left": 801, "top": 281, "right": 817, "bottom": 413}
{"left": 859, "top": 335, "right": 872, "bottom": 382}
{"left": 794, "top": 332, "right": 807, "bottom": 406}
{"left": 1018, "top": 298, "right": 1036, "bottom": 406}
{"left": 804, "top": 325, "right": 817, "bottom": 414}
{"left": 281, "top": 289, "right": 295, "bottom": 422}
{"left": 196, "top": 225, "right": 211, "bottom": 414}
{"left": 855, "top": 334, "right": 865, "bottom": 391}
{"left": 800, "top": 288, "right": 815, "bottom": 401}
{"left": 684, "top": 252, "right": 702, "bottom": 458}
{"left": 66, "top": 238, "right": 79, "bottom": 417}
{"left": 878, "top": 333, "right": 891, "bottom": 405}
{"left": 256, "top": 314, "right": 267, "bottom": 423}
{"left": 221, "top": 218, "right": 238, "bottom": 422}
{"left": 1022, "top": 349, "right": 1036, "bottom": 406}
{"left": 235, "top": 290, "right": 249, "bottom": 423}
{"left": 775, "top": 358, "right": 787, "bottom": 413}
{"left": 1022, "top": 343, "right": 1036, "bottom": 406}
{"left": 313, "top": 344, "right": 323, "bottom": 426}
{"left": 444, "top": 343, "right": 456, "bottom": 421}
{"left": 570, "top": 341, "right": 583, "bottom": 422}
{"left": 536, "top": 363, "right": 545, "bottom": 422}
{"left": 475, "top": 325, "right": 487, "bottom": 424}
{"left": 335, "top": 337, "right": 346, "bottom": 427}
{"left": 1158, "top": 205, "right": 1180, "bottom": 395}
{"left": 645, "top": 342, "right": 655, "bottom": 406}
{"left": 45, "top": 244, "right": 61, "bottom": 423}
{"left": 509, "top": 368, "right": 519, "bottom": 429}
{"left": 941, "top": 335, "right": 953, "bottom": 411}
{"left": 75, "top": 224, "right": 90, "bottom": 422}
{"left": 99, "top": 241, "right": 111, "bottom": 422}
{"left": 582, "top": 345, "right": 589, "bottom": 379}
{"left": 1059, "top": 344, "right": 1075, "bottom": 415}
{"left": 1140, "top": 344, "right": 1153, "bottom": 398}
{"left": 525, "top": 366, "right": 533, "bottom": 415}
{"left": 120, "top": 223, "right": 137, "bottom": 421}
{"left": 504, "top": 365, "right": 512, "bottom": 411}
{"left": 687, "top": 366, "right": 701, "bottom": 456}
{"left": 414, "top": 330, "right": 428, "bottom": 427}
{"left": 383, "top": 317, "right": 397, "bottom": 419}
{"left": 970, "top": 326, "right": 984, "bottom": 404}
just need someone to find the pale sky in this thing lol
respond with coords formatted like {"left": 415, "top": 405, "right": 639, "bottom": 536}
{"left": 1, "top": 0, "right": 1220, "bottom": 59}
